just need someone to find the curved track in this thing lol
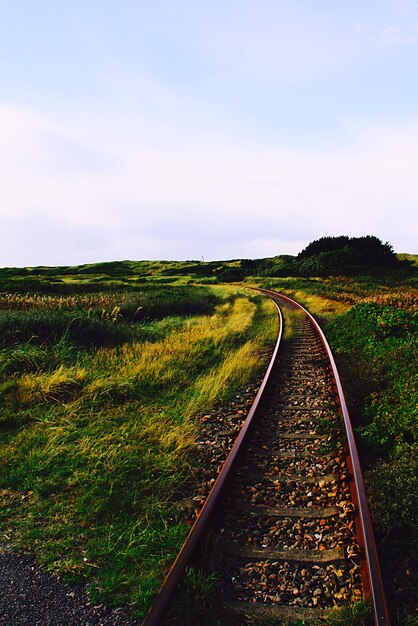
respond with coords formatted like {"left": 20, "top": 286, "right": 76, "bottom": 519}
{"left": 143, "top": 290, "right": 389, "bottom": 626}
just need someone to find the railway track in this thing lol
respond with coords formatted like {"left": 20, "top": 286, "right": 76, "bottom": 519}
{"left": 144, "top": 290, "right": 389, "bottom": 626}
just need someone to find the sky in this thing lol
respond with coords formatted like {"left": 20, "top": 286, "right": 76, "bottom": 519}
{"left": 1, "top": 0, "right": 418, "bottom": 266}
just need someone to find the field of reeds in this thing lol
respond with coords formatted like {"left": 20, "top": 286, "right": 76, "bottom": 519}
{"left": 0, "top": 281, "right": 277, "bottom": 618}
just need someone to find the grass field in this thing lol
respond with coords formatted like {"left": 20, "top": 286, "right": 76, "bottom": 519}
{"left": 0, "top": 281, "right": 278, "bottom": 618}
{"left": 0, "top": 258, "right": 416, "bottom": 623}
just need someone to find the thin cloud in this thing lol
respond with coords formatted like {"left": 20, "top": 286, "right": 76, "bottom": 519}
{"left": 1, "top": 103, "right": 417, "bottom": 265}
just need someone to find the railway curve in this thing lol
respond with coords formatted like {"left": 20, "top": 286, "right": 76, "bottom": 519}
{"left": 143, "top": 290, "right": 389, "bottom": 626}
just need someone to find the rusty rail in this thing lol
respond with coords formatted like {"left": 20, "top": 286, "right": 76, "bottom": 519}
{"left": 143, "top": 289, "right": 389, "bottom": 626}
{"left": 259, "top": 288, "right": 390, "bottom": 626}
{"left": 142, "top": 300, "right": 283, "bottom": 625}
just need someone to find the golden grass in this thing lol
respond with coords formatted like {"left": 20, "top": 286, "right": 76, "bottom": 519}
{"left": 8, "top": 298, "right": 256, "bottom": 406}
{"left": 292, "top": 291, "right": 349, "bottom": 318}
{"left": 184, "top": 341, "right": 259, "bottom": 419}
{"left": 3, "top": 293, "right": 275, "bottom": 476}
{"left": 85, "top": 298, "right": 257, "bottom": 401}
{"left": 17, "top": 365, "right": 86, "bottom": 404}
{"left": 0, "top": 289, "right": 278, "bottom": 616}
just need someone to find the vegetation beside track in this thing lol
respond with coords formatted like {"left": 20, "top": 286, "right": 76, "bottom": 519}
{"left": 0, "top": 283, "right": 277, "bottom": 619}
{"left": 326, "top": 302, "right": 417, "bottom": 625}
{"left": 260, "top": 274, "right": 417, "bottom": 625}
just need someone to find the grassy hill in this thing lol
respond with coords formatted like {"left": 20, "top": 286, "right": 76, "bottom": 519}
{"left": 0, "top": 253, "right": 415, "bottom": 295}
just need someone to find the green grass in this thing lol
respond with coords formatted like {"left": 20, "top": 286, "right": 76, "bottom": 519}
{"left": 326, "top": 303, "right": 417, "bottom": 531}
{"left": 324, "top": 601, "right": 371, "bottom": 626}
{"left": 0, "top": 285, "right": 277, "bottom": 619}
{"left": 398, "top": 253, "right": 418, "bottom": 268}
{"left": 0, "top": 259, "right": 250, "bottom": 293}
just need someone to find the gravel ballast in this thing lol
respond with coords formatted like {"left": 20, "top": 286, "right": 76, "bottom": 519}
{"left": 0, "top": 548, "right": 137, "bottom": 626}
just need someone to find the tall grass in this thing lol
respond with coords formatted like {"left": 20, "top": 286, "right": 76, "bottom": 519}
{"left": 0, "top": 288, "right": 277, "bottom": 618}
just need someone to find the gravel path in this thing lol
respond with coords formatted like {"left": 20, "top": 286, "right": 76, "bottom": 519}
{"left": 0, "top": 548, "right": 137, "bottom": 626}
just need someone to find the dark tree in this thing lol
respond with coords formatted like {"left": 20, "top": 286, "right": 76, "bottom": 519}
{"left": 298, "top": 236, "right": 350, "bottom": 259}
{"left": 297, "top": 235, "right": 398, "bottom": 269}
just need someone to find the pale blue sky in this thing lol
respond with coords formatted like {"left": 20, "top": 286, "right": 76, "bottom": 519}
{"left": 1, "top": 0, "right": 417, "bottom": 265}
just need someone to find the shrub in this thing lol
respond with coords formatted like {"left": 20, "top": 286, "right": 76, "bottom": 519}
{"left": 367, "top": 446, "right": 418, "bottom": 532}
{"left": 0, "top": 310, "right": 134, "bottom": 347}
{"left": 327, "top": 302, "right": 417, "bottom": 534}
{"left": 298, "top": 235, "right": 398, "bottom": 267}
{"left": 119, "top": 286, "right": 220, "bottom": 320}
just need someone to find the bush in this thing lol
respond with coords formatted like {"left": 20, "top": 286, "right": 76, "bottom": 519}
{"left": 367, "top": 446, "right": 418, "bottom": 532}
{"left": 0, "top": 309, "right": 134, "bottom": 347}
{"left": 327, "top": 302, "right": 417, "bottom": 533}
{"left": 298, "top": 235, "right": 398, "bottom": 267}
{"left": 297, "top": 248, "right": 364, "bottom": 276}
{"left": 120, "top": 286, "right": 220, "bottom": 320}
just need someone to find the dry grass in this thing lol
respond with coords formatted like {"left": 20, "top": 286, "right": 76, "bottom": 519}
{"left": 291, "top": 291, "right": 349, "bottom": 318}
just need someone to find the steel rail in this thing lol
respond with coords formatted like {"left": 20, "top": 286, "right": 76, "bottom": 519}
{"left": 142, "top": 300, "right": 283, "bottom": 626}
{"left": 258, "top": 288, "right": 390, "bottom": 626}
